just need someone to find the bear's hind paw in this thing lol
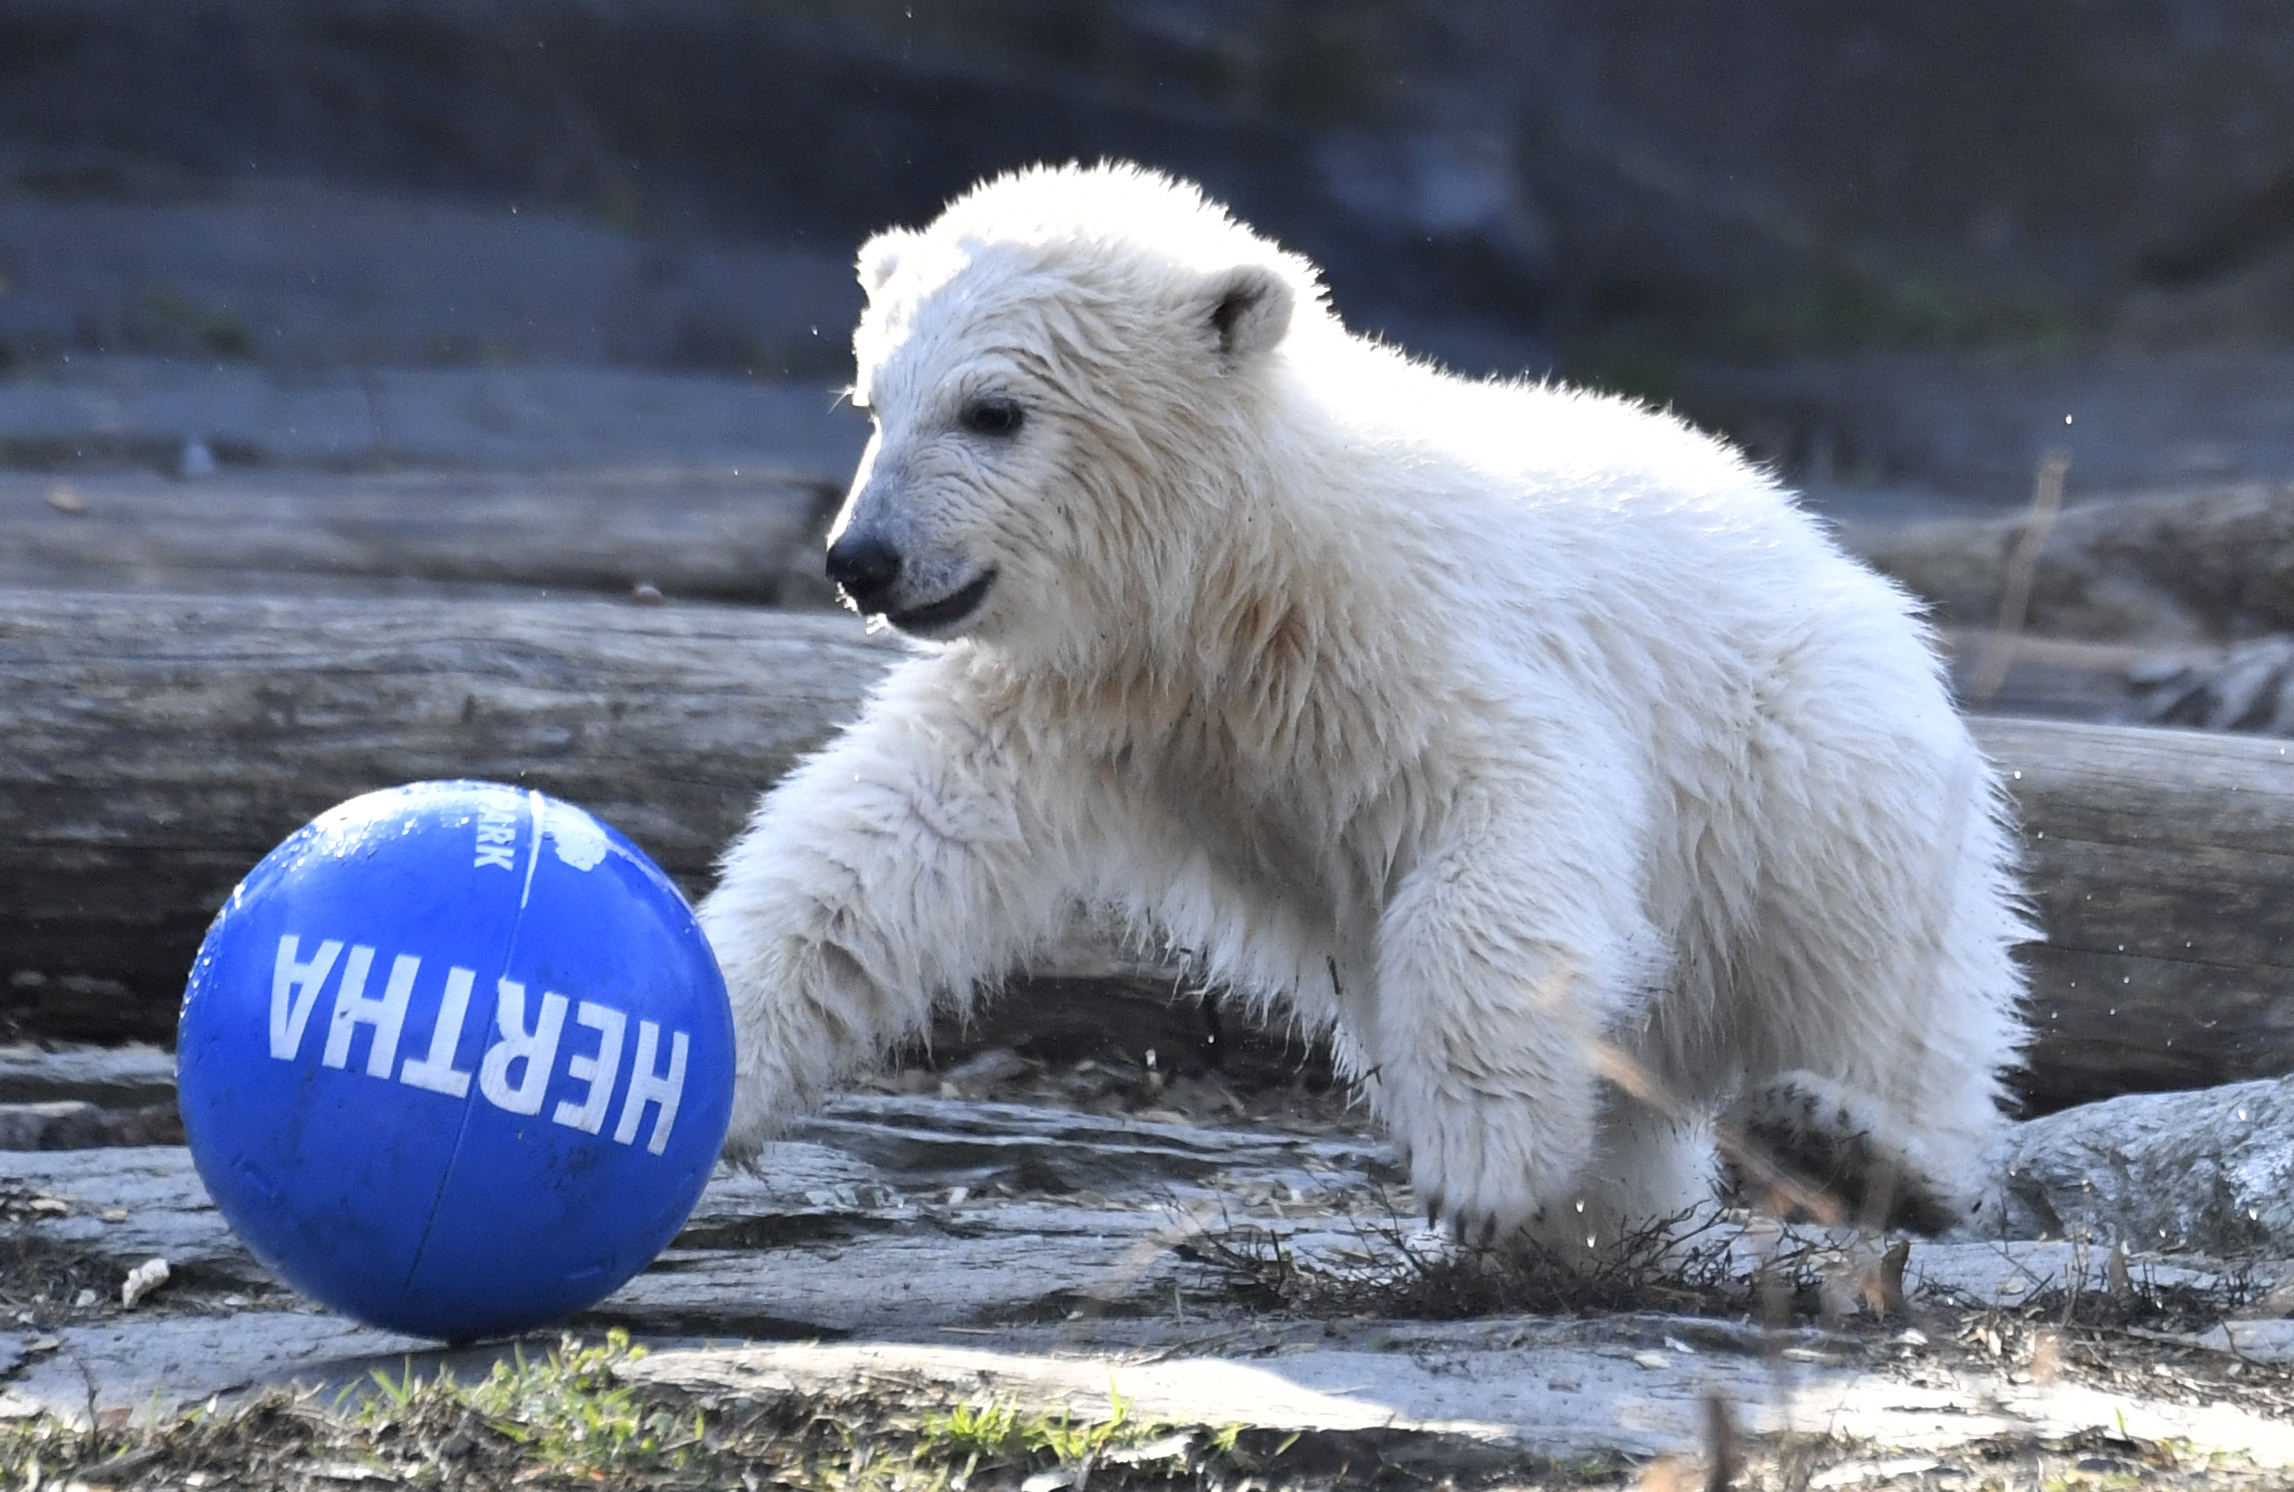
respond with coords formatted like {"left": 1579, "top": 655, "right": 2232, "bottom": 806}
{"left": 1727, "top": 1072, "right": 1961, "bottom": 1234}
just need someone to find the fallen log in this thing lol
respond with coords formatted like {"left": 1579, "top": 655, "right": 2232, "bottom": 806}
{"left": 0, "top": 593, "right": 897, "bottom": 1040}
{"left": 1930, "top": 628, "right": 2183, "bottom": 725}
{"left": 1, "top": 467, "right": 841, "bottom": 606}
{"left": 1973, "top": 716, "right": 2294, "bottom": 1112}
{"left": 1845, "top": 479, "right": 2294, "bottom": 645}
{"left": 5, "top": 592, "right": 2291, "bottom": 1112}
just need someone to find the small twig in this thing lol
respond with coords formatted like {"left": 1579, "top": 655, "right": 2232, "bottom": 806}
{"left": 2117, "top": 1325, "right": 2207, "bottom": 1349}
{"left": 1702, "top": 1390, "right": 1739, "bottom": 1492}
{"left": 1969, "top": 447, "right": 2072, "bottom": 704}
{"left": 75, "top": 1347, "right": 102, "bottom": 1454}
{"left": 1136, "top": 1325, "right": 1279, "bottom": 1364}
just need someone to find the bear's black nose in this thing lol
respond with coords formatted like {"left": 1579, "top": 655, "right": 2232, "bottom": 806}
{"left": 825, "top": 532, "right": 902, "bottom": 608}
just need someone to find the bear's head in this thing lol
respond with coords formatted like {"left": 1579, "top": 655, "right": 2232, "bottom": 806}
{"left": 826, "top": 162, "right": 1328, "bottom": 670}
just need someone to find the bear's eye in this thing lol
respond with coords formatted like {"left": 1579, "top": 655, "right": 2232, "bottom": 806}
{"left": 958, "top": 395, "right": 1024, "bottom": 438}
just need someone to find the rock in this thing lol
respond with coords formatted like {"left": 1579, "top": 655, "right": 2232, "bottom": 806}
{"left": 0, "top": 1099, "right": 183, "bottom": 1150}
{"left": 0, "top": 1313, "right": 430, "bottom": 1430}
{"left": 2193, "top": 1319, "right": 2294, "bottom": 1364}
{"left": 2132, "top": 635, "right": 2294, "bottom": 736}
{"left": 619, "top": 1319, "right": 2294, "bottom": 1468}
{"left": 622, "top": 1337, "right": 1512, "bottom": 1443}
{"left": 0, "top": 1043, "right": 176, "bottom": 1107}
{"left": 934, "top": 1048, "right": 1033, "bottom": 1098}
{"left": 0, "top": 1096, "right": 1403, "bottom": 1339}
{"left": 1970, "top": 1075, "right": 2294, "bottom": 1253}
{"left": 0, "top": 1101, "right": 111, "bottom": 1150}
{"left": 0, "top": 1145, "right": 255, "bottom": 1283}
{"left": 118, "top": 1256, "right": 169, "bottom": 1308}
{"left": 0, "top": 177, "right": 862, "bottom": 383}
{"left": 788, "top": 1095, "right": 1398, "bottom": 1199}
{"left": 1903, "top": 1238, "right": 2225, "bottom": 1305}
{"left": 93, "top": 1104, "right": 183, "bottom": 1147}
{"left": 2, "top": 1094, "right": 2290, "bottom": 1466}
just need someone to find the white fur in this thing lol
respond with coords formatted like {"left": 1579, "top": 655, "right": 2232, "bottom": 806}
{"left": 700, "top": 163, "right": 2033, "bottom": 1250}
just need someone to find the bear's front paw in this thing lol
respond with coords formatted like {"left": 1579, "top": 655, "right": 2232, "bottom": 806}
{"left": 720, "top": 1080, "right": 784, "bottom": 1166}
{"left": 1389, "top": 1093, "right": 1583, "bottom": 1249}
{"left": 1395, "top": 1085, "right": 1722, "bottom": 1265}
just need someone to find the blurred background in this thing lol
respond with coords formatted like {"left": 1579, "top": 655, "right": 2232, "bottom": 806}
{"left": 8, "top": 1, "right": 2294, "bottom": 1111}
{"left": 5, "top": 0, "right": 2294, "bottom": 511}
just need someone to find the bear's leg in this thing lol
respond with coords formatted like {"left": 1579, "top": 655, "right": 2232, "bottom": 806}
{"left": 1362, "top": 941, "right": 1603, "bottom": 1244}
{"left": 1517, "top": 1093, "right": 1718, "bottom": 1265}
{"left": 1728, "top": 1065, "right": 1994, "bottom": 1234}
{"left": 1362, "top": 811, "right": 1659, "bottom": 1245}
{"left": 699, "top": 678, "right": 1104, "bottom": 1156}
{"left": 1717, "top": 891, "right": 2024, "bottom": 1233}
{"left": 1711, "top": 709, "right": 2028, "bottom": 1233}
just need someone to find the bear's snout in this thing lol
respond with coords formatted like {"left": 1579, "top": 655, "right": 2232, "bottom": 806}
{"left": 825, "top": 531, "right": 902, "bottom": 611}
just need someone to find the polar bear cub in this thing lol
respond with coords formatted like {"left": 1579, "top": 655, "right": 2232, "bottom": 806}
{"left": 699, "top": 162, "right": 2031, "bottom": 1251}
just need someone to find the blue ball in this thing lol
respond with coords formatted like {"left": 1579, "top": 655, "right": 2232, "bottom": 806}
{"left": 177, "top": 781, "right": 734, "bottom": 1342}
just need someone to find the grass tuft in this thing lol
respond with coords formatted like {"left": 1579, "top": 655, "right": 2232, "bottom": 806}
{"left": 0, "top": 1331, "right": 1265, "bottom": 1490}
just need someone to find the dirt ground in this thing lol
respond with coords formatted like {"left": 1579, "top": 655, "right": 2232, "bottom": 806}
{"left": 6, "top": 1040, "right": 2294, "bottom": 1490}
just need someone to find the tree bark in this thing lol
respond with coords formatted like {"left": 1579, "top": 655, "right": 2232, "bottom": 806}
{"left": 1970, "top": 715, "right": 2294, "bottom": 1112}
{"left": 5, "top": 591, "right": 2290, "bottom": 1113}
{"left": 2, "top": 468, "right": 840, "bottom": 606}
{"left": 0, "top": 593, "right": 895, "bottom": 1040}
{"left": 1848, "top": 479, "right": 2294, "bottom": 645}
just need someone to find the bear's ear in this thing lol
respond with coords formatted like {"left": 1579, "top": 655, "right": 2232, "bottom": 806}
{"left": 1203, "top": 264, "right": 1294, "bottom": 366}
{"left": 858, "top": 230, "right": 918, "bottom": 297}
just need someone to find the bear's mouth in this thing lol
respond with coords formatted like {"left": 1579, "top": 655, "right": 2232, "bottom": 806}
{"left": 887, "top": 569, "right": 997, "bottom": 635}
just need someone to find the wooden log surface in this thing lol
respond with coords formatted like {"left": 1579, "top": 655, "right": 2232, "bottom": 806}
{"left": 0, "top": 593, "right": 897, "bottom": 1040}
{"left": 1, "top": 468, "right": 840, "bottom": 605}
{"left": 1974, "top": 716, "right": 2294, "bottom": 1112}
{"left": 5, "top": 590, "right": 2292, "bottom": 1112}
{"left": 1848, "top": 479, "right": 2294, "bottom": 644}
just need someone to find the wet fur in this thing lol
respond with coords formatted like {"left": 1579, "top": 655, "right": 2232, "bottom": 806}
{"left": 700, "top": 163, "right": 2033, "bottom": 1253}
